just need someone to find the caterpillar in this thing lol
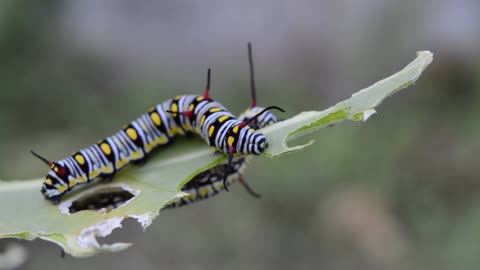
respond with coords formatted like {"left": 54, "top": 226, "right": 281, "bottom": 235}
{"left": 165, "top": 43, "right": 278, "bottom": 208}
{"left": 164, "top": 105, "right": 277, "bottom": 209}
{"left": 32, "top": 46, "right": 284, "bottom": 205}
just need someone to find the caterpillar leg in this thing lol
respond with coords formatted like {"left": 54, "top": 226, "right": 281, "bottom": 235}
{"left": 46, "top": 195, "right": 61, "bottom": 205}
{"left": 222, "top": 145, "right": 235, "bottom": 191}
{"left": 101, "top": 173, "right": 116, "bottom": 183}
{"left": 131, "top": 156, "right": 148, "bottom": 166}
{"left": 238, "top": 176, "right": 261, "bottom": 198}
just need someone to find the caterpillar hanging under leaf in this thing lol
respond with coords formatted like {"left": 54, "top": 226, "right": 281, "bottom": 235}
{"left": 165, "top": 43, "right": 279, "bottom": 208}
{"left": 32, "top": 44, "right": 284, "bottom": 205}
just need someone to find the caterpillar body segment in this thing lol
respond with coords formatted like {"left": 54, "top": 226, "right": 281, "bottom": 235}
{"left": 164, "top": 158, "right": 250, "bottom": 209}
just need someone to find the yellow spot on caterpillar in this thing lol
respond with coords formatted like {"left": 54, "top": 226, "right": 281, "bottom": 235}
{"left": 57, "top": 185, "right": 66, "bottom": 193}
{"left": 44, "top": 178, "right": 52, "bottom": 185}
{"left": 89, "top": 169, "right": 99, "bottom": 179}
{"left": 144, "top": 141, "right": 155, "bottom": 152}
{"left": 170, "top": 103, "right": 178, "bottom": 112}
{"left": 183, "top": 123, "right": 192, "bottom": 131}
{"left": 156, "top": 136, "right": 168, "bottom": 144}
{"left": 200, "top": 115, "right": 206, "bottom": 127}
{"left": 69, "top": 178, "right": 76, "bottom": 187}
{"left": 227, "top": 136, "right": 235, "bottom": 145}
{"left": 209, "top": 107, "right": 221, "bottom": 113}
{"left": 151, "top": 113, "right": 161, "bottom": 126}
{"left": 174, "top": 95, "right": 182, "bottom": 100}
{"left": 101, "top": 165, "right": 113, "bottom": 174}
{"left": 88, "top": 169, "right": 99, "bottom": 179}
{"left": 130, "top": 151, "right": 142, "bottom": 159}
{"left": 75, "top": 154, "right": 85, "bottom": 165}
{"left": 196, "top": 96, "right": 204, "bottom": 101}
{"left": 208, "top": 126, "right": 215, "bottom": 137}
{"left": 187, "top": 192, "right": 196, "bottom": 200}
{"left": 188, "top": 104, "right": 194, "bottom": 111}
{"left": 170, "top": 126, "right": 182, "bottom": 135}
{"left": 116, "top": 157, "right": 128, "bottom": 168}
{"left": 218, "top": 115, "right": 229, "bottom": 123}
{"left": 78, "top": 176, "right": 87, "bottom": 183}
{"left": 126, "top": 128, "right": 138, "bottom": 140}
{"left": 53, "top": 167, "right": 58, "bottom": 173}
{"left": 199, "top": 187, "right": 210, "bottom": 197}
{"left": 250, "top": 128, "right": 255, "bottom": 133}
{"left": 49, "top": 163, "right": 55, "bottom": 169}
{"left": 232, "top": 125, "right": 239, "bottom": 134}
{"left": 214, "top": 182, "right": 224, "bottom": 190}
{"left": 101, "top": 143, "right": 112, "bottom": 155}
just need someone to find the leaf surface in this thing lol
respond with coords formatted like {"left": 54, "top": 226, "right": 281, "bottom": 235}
{"left": 0, "top": 51, "right": 433, "bottom": 257}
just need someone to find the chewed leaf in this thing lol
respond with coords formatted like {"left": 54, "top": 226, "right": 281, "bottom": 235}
{"left": 0, "top": 51, "right": 432, "bottom": 257}
{"left": 0, "top": 140, "right": 223, "bottom": 257}
{"left": 262, "top": 51, "right": 433, "bottom": 157}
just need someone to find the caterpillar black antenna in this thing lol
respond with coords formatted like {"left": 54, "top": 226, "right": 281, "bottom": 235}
{"left": 221, "top": 43, "right": 286, "bottom": 191}
{"left": 242, "top": 106, "right": 285, "bottom": 128}
{"left": 203, "top": 68, "right": 211, "bottom": 99}
{"left": 31, "top": 150, "right": 53, "bottom": 167}
{"left": 166, "top": 68, "right": 212, "bottom": 119}
{"left": 248, "top": 42, "right": 257, "bottom": 107}
{"left": 239, "top": 175, "right": 261, "bottom": 198}
{"left": 223, "top": 144, "right": 235, "bottom": 192}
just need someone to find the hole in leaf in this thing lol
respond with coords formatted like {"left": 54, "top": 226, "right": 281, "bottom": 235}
{"left": 96, "top": 217, "right": 144, "bottom": 246}
{"left": 67, "top": 186, "right": 136, "bottom": 214}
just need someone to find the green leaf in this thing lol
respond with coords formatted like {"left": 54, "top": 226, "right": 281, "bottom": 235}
{"left": 0, "top": 51, "right": 433, "bottom": 257}
{"left": 263, "top": 51, "right": 433, "bottom": 157}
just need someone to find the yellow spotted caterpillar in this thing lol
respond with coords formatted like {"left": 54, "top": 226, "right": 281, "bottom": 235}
{"left": 165, "top": 43, "right": 279, "bottom": 208}
{"left": 33, "top": 44, "right": 283, "bottom": 205}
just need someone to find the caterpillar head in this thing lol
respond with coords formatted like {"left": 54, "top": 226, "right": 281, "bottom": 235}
{"left": 31, "top": 151, "right": 70, "bottom": 204}
{"left": 226, "top": 106, "right": 283, "bottom": 157}
{"left": 225, "top": 122, "right": 268, "bottom": 155}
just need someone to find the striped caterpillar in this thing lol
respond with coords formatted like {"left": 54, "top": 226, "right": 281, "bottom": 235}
{"left": 164, "top": 105, "right": 278, "bottom": 208}
{"left": 32, "top": 45, "right": 283, "bottom": 205}
{"left": 165, "top": 43, "right": 278, "bottom": 208}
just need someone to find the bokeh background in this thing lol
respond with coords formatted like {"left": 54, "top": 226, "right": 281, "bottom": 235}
{"left": 1, "top": 1, "right": 479, "bottom": 269}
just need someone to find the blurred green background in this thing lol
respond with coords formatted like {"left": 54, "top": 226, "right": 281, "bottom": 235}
{"left": 1, "top": 1, "right": 479, "bottom": 269}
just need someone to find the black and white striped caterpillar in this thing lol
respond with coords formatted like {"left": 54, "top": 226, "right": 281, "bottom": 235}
{"left": 165, "top": 43, "right": 278, "bottom": 208}
{"left": 32, "top": 44, "right": 283, "bottom": 205}
{"left": 164, "top": 106, "right": 277, "bottom": 208}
